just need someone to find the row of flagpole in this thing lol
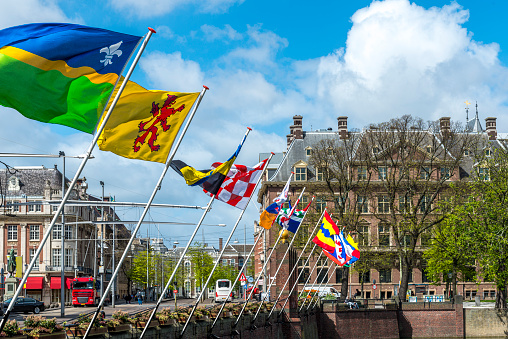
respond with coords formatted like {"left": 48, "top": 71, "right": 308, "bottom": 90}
{"left": 0, "top": 23, "right": 362, "bottom": 338}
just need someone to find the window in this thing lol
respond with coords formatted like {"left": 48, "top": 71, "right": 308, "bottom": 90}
{"left": 315, "top": 198, "right": 326, "bottom": 214}
{"left": 378, "top": 224, "right": 390, "bottom": 246}
{"left": 297, "top": 195, "right": 308, "bottom": 210}
{"left": 464, "top": 149, "right": 470, "bottom": 156}
{"left": 184, "top": 262, "right": 191, "bottom": 275}
{"left": 379, "top": 268, "right": 392, "bottom": 283}
{"left": 64, "top": 225, "right": 73, "bottom": 240}
{"left": 52, "top": 205, "right": 58, "bottom": 212}
{"left": 419, "top": 195, "right": 431, "bottom": 213}
{"left": 317, "top": 259, "right": 329, "bottom": 284}
{"left": 485, "top": 148, "right": 491, "bottom": 156}
{"left": 358, "top": 225, "right": 369, "bottom": 246}
{"left": 35, "top": 203, "right": 42, "bottom": 212}
{"left": 399, "top": 195, "right": 412, "bottom": 213}
{"left": 420, "top": 231, "right": 432, "bottom": 246}
{"left": 378, "top": 166, "right": 387, "bottom": 180}
{"left": 239, "top": 258, "right": 244, "bottom": 268}
{"left": 327, "top": 147, "right": 333, "bottom": 156}
{"left": 478, "top": 167, "right": 490, "bottom": 181}
{"left": 400, "top": 234, "right": 411, "bottom": 247}
{"left": 28, "top": 203, "right": 35, "bottom": 212}
{"left": 29, "top": 225, "right": 39, "bottom": 240}
{"left": 420, "top": 166, "right": 430, "bottom": 179}
{"left": 359, "top": 270, "right": 370, "bottom": 284}
{"left": 64, "top": 248, "right": 73, "bottom": 267}
{"left": 29, "top": 248, "right": 39, "bottom": 270}
{"left": 7, "top": 177, "right": 19, "bottom": 191}
{"left": 440, "top": 167, "right": 450, "bottom": 180}
{"left": 335, "top": 268, "right": 344, "bottom": 283}
{"left": 230, "top": 259, "right": 235, "bottom": 266}
{"left": 317, "top": 168, "right": 324, "bottom": 181}
{"left": 52, "top": 248, "right": 61, "bottom": 267}
{"left": 53, "top": 225, "right": 62, "bottom": 240}
{"left": 222, "top": 259, "right": 228, "bottom": 266}
{"left": 426, "top": 145, "right": 432, "bottom": 153}
{"left": 295, "top": 167, "right": 307, "bottom": 181}
{"left": 306, "top": 148, "right": 312, "bottom": 156}
{"left": 357, "top": 166, "right": 367, "bottom": 180}
{"left": 422, "top": 268, "right": 430, "bottom": 283}
{"left": 377, "top": 195, "right": 390, "bottom": 213}
{"left": 357, "top": 196, "right": 368, "bottom": 214}
{"left": 7, "top": 225, "right": 17, "bottom": 241}
{"left": 298, "top": 258, "right": 310, "bottom": 284}
{"left": 372, "top": 146, "right": 380, "bottom": 155}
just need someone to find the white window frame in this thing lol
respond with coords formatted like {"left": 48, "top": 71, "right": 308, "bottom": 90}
{"left": 29, "top": 225, "right": 40, "bottom": 241}
{"left": 7, "top": 225, "right": 17, "bottom": 241}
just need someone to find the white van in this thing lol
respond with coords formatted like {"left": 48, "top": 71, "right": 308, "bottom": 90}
{"left": 302, "top": 286, "right": 340, "bottom": 298}
{"left": 215, "top": 279, "right": 233, "bottom": 303}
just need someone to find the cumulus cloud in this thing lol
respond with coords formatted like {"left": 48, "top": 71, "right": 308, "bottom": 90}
{"left": 0, "top": 0, "right": 81, "bottom": 29}
{"left": 201, "top": 24, "right": 242, "bottom": 42}
{"left": 108, "top": 0, "right": 243, "bottom": 18}
{"left": 306, "top": 0, "right": 508, "bottom": 129}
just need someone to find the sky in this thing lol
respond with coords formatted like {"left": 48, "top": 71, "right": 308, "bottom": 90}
{"left": 1, "top": 0, "right": 508, "bottom": 251}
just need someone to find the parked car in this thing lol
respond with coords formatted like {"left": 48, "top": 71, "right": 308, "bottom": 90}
{"left": 2, "top": 297, "right": 45, "bottom": 314}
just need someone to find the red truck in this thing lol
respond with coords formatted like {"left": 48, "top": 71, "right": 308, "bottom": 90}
{"left": 71, "top": 277, "right": 99, "bottom": 306}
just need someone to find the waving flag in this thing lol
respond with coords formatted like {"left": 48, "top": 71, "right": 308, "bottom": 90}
{"left": 276, "top": 198, "right": 313, "bottom": 233}
{"left": 0, "top": 23, "right": 142, "bottom": 133}
{"left": 98, "top": 80, "right": 199, "bottom": 163}
{"left": 204, "top": 158, "right": 268, "bottom": 209}
{"left": 171, "top": 132, "right": 248, "bottom": 195}
{"left": 313, "top": 211, "right": 350, "bottom": 266}
{"left": 259, "top": 173, "right": 292, "bottom": 230}
{"left": 345, "top": 234, "right": 361, "bottom": 265}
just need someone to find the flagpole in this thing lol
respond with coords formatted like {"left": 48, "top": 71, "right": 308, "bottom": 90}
{"left": 82, "top": 83, "right": 208, "bottom": 339}
{"left": 232, "top": 174, "right": 294, "bottom": 328}
{"left": 302, "top": 258, "right": 329, "bottom": 311}
{"left": 210, "top": 229, "right": 263, "bottom": 331}
{"left": 250, "top": 190, "right": 308, "bottom": 323}
{"left": 306, "top": 260, "right": 335, "bottom": 310}
{"left": 267, "top": 208, "right": 325, "bottom": 319}
{"left": 298, "top": 251, "right": 324, "bottom": 312}
{"left": 310, "top": 264, "right": 338, "bottom": 310}
{"left": 177, "top": 151, "right": 274, "bottom": 338}
{"left": 0, "top": 27, "right": 156, "bottom": 334}
{"left": 137, "top": 127, "right": 253, "bottom": 339}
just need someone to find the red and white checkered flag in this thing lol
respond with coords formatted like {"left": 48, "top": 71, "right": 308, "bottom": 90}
{"left": 204, "top": 158, "right": 268, "bottom": 209}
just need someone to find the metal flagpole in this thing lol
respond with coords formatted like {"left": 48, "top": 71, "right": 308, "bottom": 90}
{"left": 298, "top": 251, "right": 324, "bottom": 312}
{"left": 209, "top": 231, "right": 262, "bottom": 331}
{"left": 310, "top": 264, "right": 338, "bottom": 310}
{"left": 307, "top": 260, "right": 335, "bottom": 310}
{"left": 0, "top": 27, "right": 156, "bottom": 335}
{"left": 231, "top": 174, "right": 294, "bottom": 328}
{"left": 250, "top": 190, "right": 308, "bottom": 323}
{"left": 301, "top": 259, "right": 328, "bottom": 311}
{"left": 267, "top": 209, "right": 325, "bottom": 319}
{"left": 276, "top": 242, "right": 317, "bottom": 316}
{"left": 136, "top": 128, "right": 252, "bottom": 339}
{"left": 82, "top": 79, "right": 210, "bottom": 339}
{"left": 177, "top": 151, "right": 274, "bottom": 338}
{"left": 60, "top": 152, "right": 65, "bottom": 318}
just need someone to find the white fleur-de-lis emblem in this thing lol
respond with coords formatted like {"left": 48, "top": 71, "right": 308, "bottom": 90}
{"left": 100, "top": 41, "right": 123, "bottom": 66}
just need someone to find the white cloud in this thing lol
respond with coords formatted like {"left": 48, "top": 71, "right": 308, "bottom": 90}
{"left": 304, "top": 0, "right": 508, "bottom": 130}
{"left": 0, "top": 0, "right": 81, "bottom": 29}
{"left": 201, "top": 24, "right": 242, "bottom": 42}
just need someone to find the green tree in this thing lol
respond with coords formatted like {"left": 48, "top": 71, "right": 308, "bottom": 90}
{"left": 188, "top": 244, "right": 214, "bottom": 299}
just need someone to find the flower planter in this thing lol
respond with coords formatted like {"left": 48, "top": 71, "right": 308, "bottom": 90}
{"left": 33, "top": 332, "right": 66, "bottom": 339}
{"left": 6, "top": 336, "right": 27, "bottom": 339}
{"left": 158, "top": 319, "right": 177, "bottom": 326}
{"left": 66, "top": 327, "right": 107, "bottom": 337}
{"left": 222, "top": 312, "right": 233, "bottom": 318}
{"left": 195, "top": 315, "right": 210, "bottom": 322}
{"left": 134, "top": 320, "right": 159, "bottom": 329}
{"left": 107, "top": 324, "right": 131, "bottom": 333}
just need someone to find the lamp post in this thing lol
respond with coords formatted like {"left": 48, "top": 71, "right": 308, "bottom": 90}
{"left": 100, "top": 181, "right": 104, "bottom": 304}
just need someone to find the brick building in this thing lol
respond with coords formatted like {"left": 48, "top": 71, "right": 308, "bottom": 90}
{"left": 256, "top": 111, "right": 504, "bottom": 301}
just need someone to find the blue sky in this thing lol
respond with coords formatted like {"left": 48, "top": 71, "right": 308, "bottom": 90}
{"left": 1, "top": 0, "right": 508, "bottom": 250}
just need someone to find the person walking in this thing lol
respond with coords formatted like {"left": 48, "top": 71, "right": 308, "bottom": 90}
{"left": 137, "top": 293, "right": 143, "bottom": 306}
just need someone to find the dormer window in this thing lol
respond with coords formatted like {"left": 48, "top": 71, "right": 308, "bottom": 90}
{"left": 372, "top": 146, "right": 380, "bottom": 155}
{"left": 295, "top": 166, "right": 307, "bottom": 181}
{"left": 7, "top": 176, "right": 19, "bottom": 191}
{"left": 464, "top": 149, "right": 470, "bottom": 156}
{"left": 485, "top": 148, "right": 491, "bottom": 157}
{"left": 306, "top": 147, "right": 312, "bottom": 156}
{"left": 426, "top": 145, "right": 432, "bottom": 153}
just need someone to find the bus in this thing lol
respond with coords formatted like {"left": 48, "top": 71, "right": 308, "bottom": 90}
{"left": 214, "top": 279, "right": 233, "bottom": 303}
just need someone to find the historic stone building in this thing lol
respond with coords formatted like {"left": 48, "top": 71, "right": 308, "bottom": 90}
{"left": 256, "top": 111, "right": 505, "bottom": 302}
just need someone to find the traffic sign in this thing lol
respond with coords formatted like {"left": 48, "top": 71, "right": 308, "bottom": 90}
{"left": 372, "top": 284, "right": 377, "bottom": 290}
{"left": 173, "top": 289, "right": 178, "bottom": 294}
{"left": 247, "top": 276, "right": 254, "bottom": 283}
{"left": 239, "top": 272, "right": 247, "bottom": 282}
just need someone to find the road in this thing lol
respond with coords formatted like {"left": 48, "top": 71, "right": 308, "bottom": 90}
{"left": 9, "top": 297, "right": 218, "bottom": 324}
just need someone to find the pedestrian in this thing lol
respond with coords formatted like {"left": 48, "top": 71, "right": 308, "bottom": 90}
{"left": 137, "top": 293, "right": 143, "bottom": 306}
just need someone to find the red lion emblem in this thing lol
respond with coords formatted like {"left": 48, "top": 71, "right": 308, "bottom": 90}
{"left": 133, "top": 94, "right": 185, "bottom": 152}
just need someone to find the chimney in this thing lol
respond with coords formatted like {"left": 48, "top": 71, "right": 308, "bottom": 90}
{"left": 486, "top": 117, "right": 497, "bottom": 140}
{"left": 219, "top": 238, "right": 223, "bottom": 251}
{"left": 286, "top": 134, "right": 293, "bottom": 148}
{"left": 291, "top": 115, "right": 303, "bottom": 140}
{"left": 337, "top": 116, "right": 348, "bottom": 139}
{"left": 439, "top": 117, "right": 451, "bottom": 134}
